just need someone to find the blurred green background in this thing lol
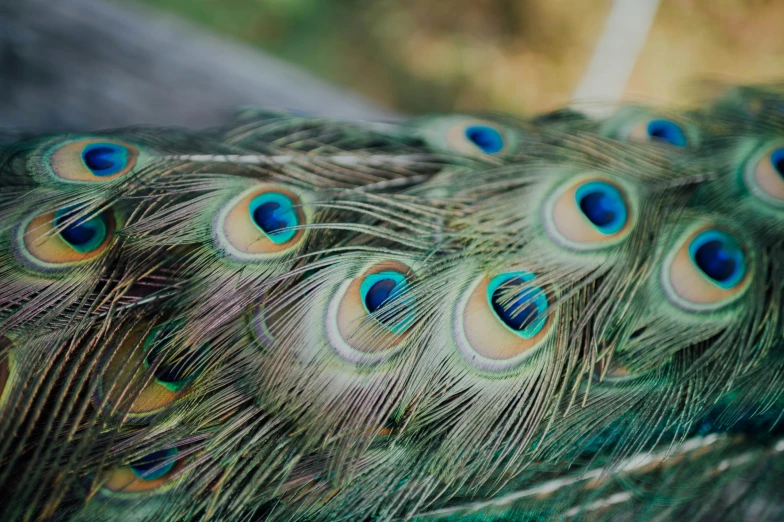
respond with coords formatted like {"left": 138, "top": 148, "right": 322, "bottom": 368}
{"left": 137, "top": 0, "right": 784, "bottom": 115}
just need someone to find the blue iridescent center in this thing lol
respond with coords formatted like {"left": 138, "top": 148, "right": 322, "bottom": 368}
{"left": 144, "top": 324, "right": 209, "bottom": 392}
{"left": 248, "top": 192, "right": 299, "bottom": 245}
{"left": 769, "top": 148, "right": 784, "bottom": 179}
{"left": 360, "top": 271, "right": 414, "bottom": 334}
{"left": 688, "top": 229, "right": 746, "bottom": 289}
{"left": 646, "top": 119, "right": 687, "bottom": 147}
{"left": 130, "top": 447, "right": 179, "bottom": 481}
{"left": 81, "top": 143, "right": 129, "bottom": 176}
{"left": 464, "top": 125, "right": 504, "bottom": 154}
{"left": 487, "top": 272, "right": 548, "bottom": 339}
{"left": 575, "top": 181, "right": 628, "bottom": 235}
{"left": 54, "top": 207, "right": 107, "bottom": 253}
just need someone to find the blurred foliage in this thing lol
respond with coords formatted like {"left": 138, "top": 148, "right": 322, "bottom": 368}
{"left": 136, "top": 0, "right": 609, "bottom": 115}
{"left": 138, "top": 0, "right": 784, "bottom": 115}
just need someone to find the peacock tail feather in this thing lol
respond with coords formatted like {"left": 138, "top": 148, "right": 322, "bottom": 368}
{"left": 1, "top": 83, "right": 784, "bottom": 521}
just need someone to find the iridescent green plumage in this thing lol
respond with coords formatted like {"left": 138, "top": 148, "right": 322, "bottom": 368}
{"left": 1, "top": 85, "right": 784, "bottom": 521}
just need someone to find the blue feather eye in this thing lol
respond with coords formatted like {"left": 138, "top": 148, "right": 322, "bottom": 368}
{"left": 54, "top": 207, "right": 108, "bottom": 254}
{"left": 101, "top": 445, "right": 188, "bottom": 494}
{"left": 41, "top": 138, "right": 139, "bottom": 183}
{"left": 645, "top": 119, "right": 687, "bottom": 147}
{"left": 248, "top": 192, "right": 299, "bottom": 245}
{"left": 601, "top": 108, "right": 696, "bottom": 148}
{"left": 144, "top": 324, "right": 209, "bottom": 392}
{"left": 81, "top": 143, "right": 131, "bottom": 177}
{"left": 19, "top": 207, "right": 116, "bottom": 269}
{"left": 546, "top": 176, "right": 633, "bottom": 250}
{"left": 464, "top": 125, "right": 505, "bottom": 154}
{"left": 744, "top": 144, "right": 784, "bottom": 208}
{"left": 359, "top": 271, "right": 413, "bottom": 334}
{"left": 455, "top": 269, "right": 556, "bottom": 372}
{"left": 327, "top": 261, "right": 417, "bottom": 363}
{"left": 575, "top": 181, "right": 628, "bottom": 235}
{"left": 421, "top": 116, "right": 514, "bottom": 156}
{"left": 215, "top": 185, "right": 309, "bottom": 260}
{"left": 487, "top": 272, "right": 548, "bottom": 339}
{"left": 771, "top": 149, "right": 784, "bottom": 178}
{"left": 95, "top": 323, "right": 204, "bottom": 423}
{"left": 664, "top": 226, "right": 751, "bottom": 311}
{"left": 130, "top": 448, "right": 179, "bottom": 481}
{"left": 688, "top": 230, "right": 746, "bottom": 289}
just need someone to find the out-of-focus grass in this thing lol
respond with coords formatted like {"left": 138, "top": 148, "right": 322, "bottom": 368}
{"left": 137, "top": 0, "right": 784, "bottom": 114}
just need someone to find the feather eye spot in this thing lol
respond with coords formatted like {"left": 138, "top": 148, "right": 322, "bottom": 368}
{"left": 81, "top": 143, "right": 131, "bottom": 177}
{"left": 645, "top": 119, "right": 687, "bottom": 147}
{"left": 689, "top": 230, "right": 746, "bottom": 289}
{"left": 18, "top": 207, "right": 116, "bottom": 270}
{"left": 44, "top": 138, "right": 138, "bottom": 182}
{"left": 744, "top": 145, "right": 784, "bottom": 207}
{"left": 547, "top": 176, "right": 633, "bottom": 250}
{"left": 327, "top": 261, "right": 416, "bottom": 363}
{"left": 363, "top": 277, "right": 398, "bottom": 313}
{"left": 359, "top": 271, "right": 413, "bottom": 335}
{"left": 216, "top": 185, "right": 308, "bottom": 259}
{"left": 101, "top": 445, "right": 187, "bottom": 494}
{"left": 664, "top": 226, "right": 751, "bottom": 311}
{"left": 54, "top": 207, "right": 108, "bottom": 254}
{"left": 464, "top": 125, "right": 504, "bottom": 154}
{"left": 249, "top": 192, "right": 299, "bottom": 245}
{"left": 488, "top": 273, "right": 547, "bottom": 339}
{"left": 575, "top": 181, "right": 628, "bottom": 235}
{"left": 455, "top": 270, "right": 555, "bottom": 372}
{"left": 600, "top": 107, "right": 697, "bottom": 147}
{"left": 129, "top": 448, "right": 179, "bottom": 481}
{"left": 95, "top": 323, "right": 203, "bottom": 422}
{"left": 144, "top": 325, "right": 209, "bottom": 393}
{"left": 429, "top": 117, "right": 513, "bottom": 156}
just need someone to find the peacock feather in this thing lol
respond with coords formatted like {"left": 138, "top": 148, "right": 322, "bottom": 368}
{"left": 1, "top": 83, "right": 784, "bottom": 522}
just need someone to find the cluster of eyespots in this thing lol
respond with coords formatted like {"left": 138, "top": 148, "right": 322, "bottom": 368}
{"left": 454, "top": 269, "right": 555, "bottom": 372}
{"left": 327, "top": 261, "right": 416, "bottom": 364}
{"left": 101, "top": 446, "right": 185, "bottom": 495}
{"left": 17, "top": 206, "right": 116, "bottom": 270}
{"left": 95, "top": 323, "right": 206, "bottom": 422}
{"left": 663, "top": 226, "right": 750, "bottom": 312}
{"left": 42, "top": 138, "right": 138, "bottom": 183}
{"left": 214, "top": 185, "right": 309, "bottom": 261}
{"left": 744, "top": 143, "right": 784, "bottom": 208}
{"left": 545, "top": 176, "right": 633, "bottom": 251}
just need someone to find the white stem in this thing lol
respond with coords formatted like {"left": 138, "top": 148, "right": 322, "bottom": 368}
{"left": 572, "top": 0, "right": 662, "bottom": 117}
